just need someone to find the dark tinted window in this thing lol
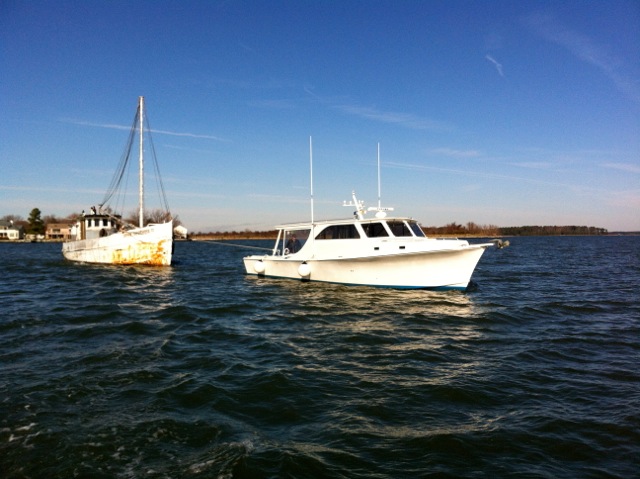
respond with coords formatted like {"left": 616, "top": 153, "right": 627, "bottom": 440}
{"left": 388, "top": 221, "right": 413, "bottom": 237}
{"left": 316, "top": 224, "right": 360, "bottom": 239}
{"left": 409, "top": 222, "right": 425, "bottom": 237}
{"left": 361, "top": 222, "right": 389, "bottom": 237}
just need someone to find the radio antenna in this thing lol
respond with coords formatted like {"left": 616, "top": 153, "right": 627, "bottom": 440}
{"left": 309, "top": 136, "right": 314, "bottom": 224}
{"left": 367, "top": 142, "right": 393, "bottom": 218}
{"left": 377, "top": 142, "right": 381, "bottom": 209}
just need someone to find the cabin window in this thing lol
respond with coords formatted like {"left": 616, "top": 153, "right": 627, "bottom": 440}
{"left": 103, "top": 219, "right": 109, "bottom": 227}
{"left": 282, "top": 229, "right": 310, "bottom": 254}
{"left": 387, "top": 221, "right": 414, "bottom": 237}
{"left": 315, "top": 224, "right": 360, "bottom": 240}
{"left": 409, "top": 222, "right": 425, "bottom": 237}
{"left": 361, "top": 222, "right": 389, "bottom": 238}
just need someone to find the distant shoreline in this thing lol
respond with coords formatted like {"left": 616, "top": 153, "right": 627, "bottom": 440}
{"left": 189, "top": 232, "right": 639, "bottom": 241}
{"left": 2, "top": 231, "right": 637, "bottom": 244}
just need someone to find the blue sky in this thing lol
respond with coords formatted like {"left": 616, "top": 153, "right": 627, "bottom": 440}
{"left": 2, "top": 0, "right": 639, "bottom": 232}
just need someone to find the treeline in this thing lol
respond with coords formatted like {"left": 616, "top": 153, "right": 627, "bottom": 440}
{"left": 421, "top": 222, "right": 500, "bottom": 236}
{"left": 191, "top": 223, "right": 610, "bottom": 239}
{"left": 2, "top": 207, "right": 181, "bottom": 235}
{"left": 193, "top": 230, "right": 278, "bottom": 240}
{"left": 498, "top": 225, "right": 608, "bottom": 236}
{"left": 4, "top": 211, "right": 608, "bottom": 238}
{"left": 421, "top": 222, "right": 608, "bottom": 236}
{"left": 0, "top": 209, "right": 61, "bottom": 235}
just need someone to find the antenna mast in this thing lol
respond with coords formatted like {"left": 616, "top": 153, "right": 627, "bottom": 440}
{"left": 377, "top": 142, "right": 381, "bottom": 209}
{"left": 138, "top": 96, "right": 144, "bottom": 228}
{"left": 310, "top": 136, "right": 314, "bottom": 224}
{"left": 367, "top": 142, "right": 393, "bottom": 218}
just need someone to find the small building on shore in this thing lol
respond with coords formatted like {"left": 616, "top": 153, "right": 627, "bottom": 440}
{"left": 0, "top": 220, "right": 25, "bottom": 240}
{"left": 45, "top": 223, "right": 74, "bottom": 241}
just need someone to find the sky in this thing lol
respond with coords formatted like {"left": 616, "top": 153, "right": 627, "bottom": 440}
{"left": 1, "top": 0, "right": 639, "bottom": 233}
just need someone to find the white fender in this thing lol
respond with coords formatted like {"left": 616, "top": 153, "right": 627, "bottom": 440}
{"left": 298, "top": 262, "right": 311, "bottom": 278}
{"left": 254, "top": 261, "right": 265, "bottom": 273}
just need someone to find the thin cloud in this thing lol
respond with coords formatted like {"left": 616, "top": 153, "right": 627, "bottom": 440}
{"left": 162, "top": 144, "right": 220, "bottom": 154}
{"left": 249, "top": 99, "right": 297, "bottom": 110}
{"left": 248, "top": 193, "right": 309, "bottom": 204}
{"left": 302, "top": 87, "right": 450, "bottom": 131}
{"left": 150, "top": 127, "right": 227, "bottom": 141}
{"left": 602, "top": 162, "right": 640, "bottom": 174}
{"left": 429, "top": 147, "right": 482, "bottom": 159}
{"left": 509, "top": 161, "right": 556, "bottom": 170}
{"left": 238, "top": 42, "right": 256, "bottom": 54}
{"left": 334, "top": 104, "right": 450, "bottom": 131}
{"left": 485, "top": 55, "right": 504, "bottom": 77}
{"left": 303, "top": 85, "right": 321, "bottom": 99}
{"left": 385, "top": 161, "right": 598, "bottom": 191}
{"left": 606, "top": 189, "right": 640, "bottom": 209}
{"left": 0, "top": 184, "right": 104, "bottom": 195}
{"left": 528, "top": 13, "right": 640, "bottom": 104}
{"left": 61, "top": 119, "right": 227, "bottom": 141}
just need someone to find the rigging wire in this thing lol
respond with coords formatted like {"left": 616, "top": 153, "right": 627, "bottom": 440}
{"left": 98, "top": 101, "right": 171, "bottom": 223}
{"left": 101, "top": 107, "right": 138, "bottom": 208}
{"left": 144, "top": 115, "right": 171, "bottom": 216}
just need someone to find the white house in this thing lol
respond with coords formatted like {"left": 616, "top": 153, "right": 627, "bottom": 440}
{"left": 0, "top": 220, "right": 25, "bottom": 240}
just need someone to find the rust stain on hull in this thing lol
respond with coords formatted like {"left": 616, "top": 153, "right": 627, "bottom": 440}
{"left": 111, "top": 239, "right": 172, "bottom": 266}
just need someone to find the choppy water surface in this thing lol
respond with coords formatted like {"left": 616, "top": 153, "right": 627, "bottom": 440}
{"left": 1, "top": 236, "right": 639, "bottom": 478}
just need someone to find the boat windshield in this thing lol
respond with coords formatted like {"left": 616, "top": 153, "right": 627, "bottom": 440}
{"left": 387, "top": 221, "right": 413, "bottom": 237}
{"left": 409, "top": 221, "right": 425, "bottom": 237}
{"left": 361, "top": 222, "right": 389, "bottom": 238}
{"left": 282, "top": 229, "right": 309, "bottom": 254}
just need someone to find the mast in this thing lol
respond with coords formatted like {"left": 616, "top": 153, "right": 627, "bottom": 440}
{"left": 367, "top": 142, "right": 393, "bottom": 218}
{"left": 138, "top": 96, "right": 144, "bottom": 228}
{"left": 309, "top": 136, "right": 314, "bottom": 224}
{"left": 377, "top": 142, "right": 381, "bottom": 209}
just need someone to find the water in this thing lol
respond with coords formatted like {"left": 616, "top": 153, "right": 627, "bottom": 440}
{"left": 1, "top": 237, "right": 639, "bottom": 478}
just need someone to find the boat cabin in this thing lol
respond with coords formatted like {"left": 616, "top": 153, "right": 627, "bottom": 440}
{"left": 70, "top": 213, "right": 121, "bottom": 241}
{"left": 274, "top": 218, "right": 426, "bottom": 256}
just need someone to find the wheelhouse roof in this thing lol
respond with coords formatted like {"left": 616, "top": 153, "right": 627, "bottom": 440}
{"left": 275, "top": 216, "right": 418, "bottom": 230}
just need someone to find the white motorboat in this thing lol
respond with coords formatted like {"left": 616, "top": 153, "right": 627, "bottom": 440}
{"left": 62, "top": 97, "right": 173, "bottom": 266}
{"left": 243, "top": 192, "right": 497, "bottom": 290}
{"left": 243, "top": 141, "right": 502, "bottom": 290}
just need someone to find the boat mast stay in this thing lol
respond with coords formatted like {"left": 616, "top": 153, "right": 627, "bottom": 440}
{"left": 97, "top": 97, "right": 171, "bottom": 229}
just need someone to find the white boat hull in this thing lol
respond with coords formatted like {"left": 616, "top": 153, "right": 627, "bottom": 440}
{"left": 244, "top": 242, "right": 491, "bottom": 290}
{"left": 62, "top": 221, "right": 173, "bottom": 266}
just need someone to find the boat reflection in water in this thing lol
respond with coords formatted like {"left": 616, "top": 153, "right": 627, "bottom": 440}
{"left": 245, "top": 275, "right": 480, "bottom": 319}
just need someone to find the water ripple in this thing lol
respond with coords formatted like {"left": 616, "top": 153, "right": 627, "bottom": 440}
{"left": 1, "top": 239, "right": 639, "bottom": 478}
